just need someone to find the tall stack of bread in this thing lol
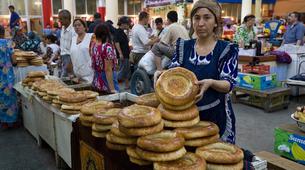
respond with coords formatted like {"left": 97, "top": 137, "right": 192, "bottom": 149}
{"left": 92, "top": 108, "right": 121, "bottom": 138}
{"left": 155, "top": 67, "right": 200, "bottom": 128}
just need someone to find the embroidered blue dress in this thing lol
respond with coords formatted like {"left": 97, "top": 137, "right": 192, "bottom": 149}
{"left": 0, "top": 39, "right": 18, "bottom": 124}
{"left": 170, "top": 39, "right": 239, "bottom": 143}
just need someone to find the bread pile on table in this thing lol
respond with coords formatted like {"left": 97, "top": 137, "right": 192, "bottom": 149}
{"left": 155, "top": 67, "right": 200, "bottom": 128}
{"left": 22, "top": 71, "right": 46, "bottom": 87}
{"left": 174, "top": 121, "right": 220, "bottom": 147}
{"left": 46, "top": 87, "right": 75, "bottom": 109}
{"left": 58, "top": 90, "right": 98, "bottom": 114}
{"left": 79, "top": 101, "right": 115, "bottom": 134}
{"left": 196, "top": 142, "right": 244, "bottom": 169}
{"left": 104, "top": 104, "right": 163, "bottom": 152}
{"left": 14, "top": 50, "right": 43, "bottom": 67}
{"left": 135, "top": 130, "right": 186, "bottom": 164}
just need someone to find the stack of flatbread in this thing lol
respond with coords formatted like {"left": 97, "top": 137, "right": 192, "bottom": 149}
{"left": 14, "top": 51, "right": 41, "bottom": 67}
{"left": 21, "top": 71, "right": 47, "bottom": 88}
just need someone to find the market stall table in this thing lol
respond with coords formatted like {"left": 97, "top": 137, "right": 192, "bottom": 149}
{"left": 232, "top": 86, "right": 291, "bottom": 112}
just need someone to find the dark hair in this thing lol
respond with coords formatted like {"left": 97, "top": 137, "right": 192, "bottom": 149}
{"left": 243, "top": 14, "right": 255, "bottom": 23}
{"left": 290, "top": 12, "right": 300, "bottom": 21}
{"left": 155, "top": 18, "right": 163, "bottom": 24}
{"left": 139, "top": 11, "right": 149, "bottom": 21}
{"left": 94, "top": 23, "right": 111, "bottom": 43}
{"left": 46, "top": 34, "right": 57, "bottom": 43}
{"left": 106, "top": 20, "right": 113, "bottom": 25}
{"left": 94, "top": 13, "right": 101, "bottom": 19}
{"left": 59, "top": 9, "right": 71, "bottom": 21}
{"left": 167, "top": 11, "right": 178, "bottom": 23}
{"left": 118, "top": 16, "right": 130, "bottom": 26}
{"left": 8, "top": 5, "right": 14, "bottom": 10}
{"left": 73, "top": 18, "right": 87, "bottom": 29}
{"left": 0, "top": 25, "right": 5, "bottom": 37}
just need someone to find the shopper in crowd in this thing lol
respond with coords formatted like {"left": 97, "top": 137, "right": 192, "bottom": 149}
{"left": 152, "top": 17, "right": 164, "bottom": 37}
{"left": 43, "top": 24, "right": 53, "bottom": 36}
{"left": 233, "top": 14, "right": 257, "bottom": 48}
{"left": 53, "top": 22, "right": 61, "bottom": 44}
{"left": 154, "top": 0, "right": 238, "bottom": 144}
{"left": 223, "top": 18, "right": 236, "bottom": 41}
{"left": 91, "top": 23, "right": 119, "bottom": 94}
{"left": 45, "top": 34, "right": 60, "bottom": 64}
{"left": 0, "top": 25, "right": 19, "bottom": 129}
{"left": 43, "top": 34, "right": 60, "bottom": 75}
{"left": 12, "top": 26, "right": 28, "bottom": 49}
{"left": 8, "top": 5, "right": 21, "bottom": 31}
{"left": 70, "top": 19, "right": 94, "bottom": 83}
{"left": 39, "top": 35, "right": 48, "bottom": 55}
{"left": 88, "top": 12, "right": 103, "bottom": 33}
{"left": 151, "top": 11, "right": 189, "bottom": 71}
{"left": 115, "top": 16, "right": 131, "bottom": 90}
{"left": 58, "top": 9, "right": 74, "bottom": 78}
{"left": 130, "top": 11, "right": 159, "bottom": 68}
{"left": 282, "top": 12, "right": 305, "bottom": 46}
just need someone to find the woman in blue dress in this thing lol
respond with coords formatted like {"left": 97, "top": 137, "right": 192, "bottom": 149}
{"left": 0, "top": 25, "right": 19, "bottom": 129}
{"left": 155, "top": 0, "right": 238, "bottom": 144}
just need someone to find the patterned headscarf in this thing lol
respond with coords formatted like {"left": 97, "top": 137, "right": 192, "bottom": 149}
{"left": 190, "top": 0, "right": 223, "bottom": 39}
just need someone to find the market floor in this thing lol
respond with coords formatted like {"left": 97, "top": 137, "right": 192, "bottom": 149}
{"left": 0, "top": 98, "right": 301, "bottom": 170}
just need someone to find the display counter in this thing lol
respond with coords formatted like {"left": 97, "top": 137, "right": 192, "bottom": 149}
{"left": 14, "top": 82, "right": 78, "bottom": 168}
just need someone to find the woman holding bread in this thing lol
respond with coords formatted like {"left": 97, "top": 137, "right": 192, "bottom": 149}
{"left": 155, "top": 0, "right": 238, "bottom": 143}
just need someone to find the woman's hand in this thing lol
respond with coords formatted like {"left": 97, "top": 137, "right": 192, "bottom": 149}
{"left": 195, "top": 79, "right": 215, "bottom": 103}
{"left": 153, "top": 70, "right": 164, "bottom": 89}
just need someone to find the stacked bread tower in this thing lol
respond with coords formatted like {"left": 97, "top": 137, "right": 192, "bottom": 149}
{"left": 21, "top": 71, "right": 46, "bottom": 87}
{"left": 93, "top": 108, "right": 121, "bottom": 137}
{"left": 79, "top": 101, "right": 114, "bottom": 128}
{"left": 155, "top": 67, "right": 200, "bottom": 128}
{"left": 14, "top": 51, "right": 43, "bottom": 67}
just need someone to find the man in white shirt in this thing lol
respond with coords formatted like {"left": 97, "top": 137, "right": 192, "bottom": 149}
{"left": 58, "top": 9, "right": 74, "bottom": 77}
{"left": 151, "top": 11, "right": 189, "bottom": 70}
{"left": 130, "top": 11, "right": 159, "bottom": 67}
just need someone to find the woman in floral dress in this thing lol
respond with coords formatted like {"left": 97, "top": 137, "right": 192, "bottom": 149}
{"left": 91, "top": 23, "right": 120, "bottom": 94}
{"left": 0, "top": 25, "right": 19, "bottom": 129}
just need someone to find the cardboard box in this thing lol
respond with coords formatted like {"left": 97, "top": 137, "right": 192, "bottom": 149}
{"left": 274, "top": 124, "right": 305, "bottom": 165}
{"left": 255, "top": 151, "right": 305, "bottom": 170}
{"left": 237, "top": 73, "right": 277, "bottom": 90}
{"left": 242, "top": 64, "right": 270, "bottom": 75}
